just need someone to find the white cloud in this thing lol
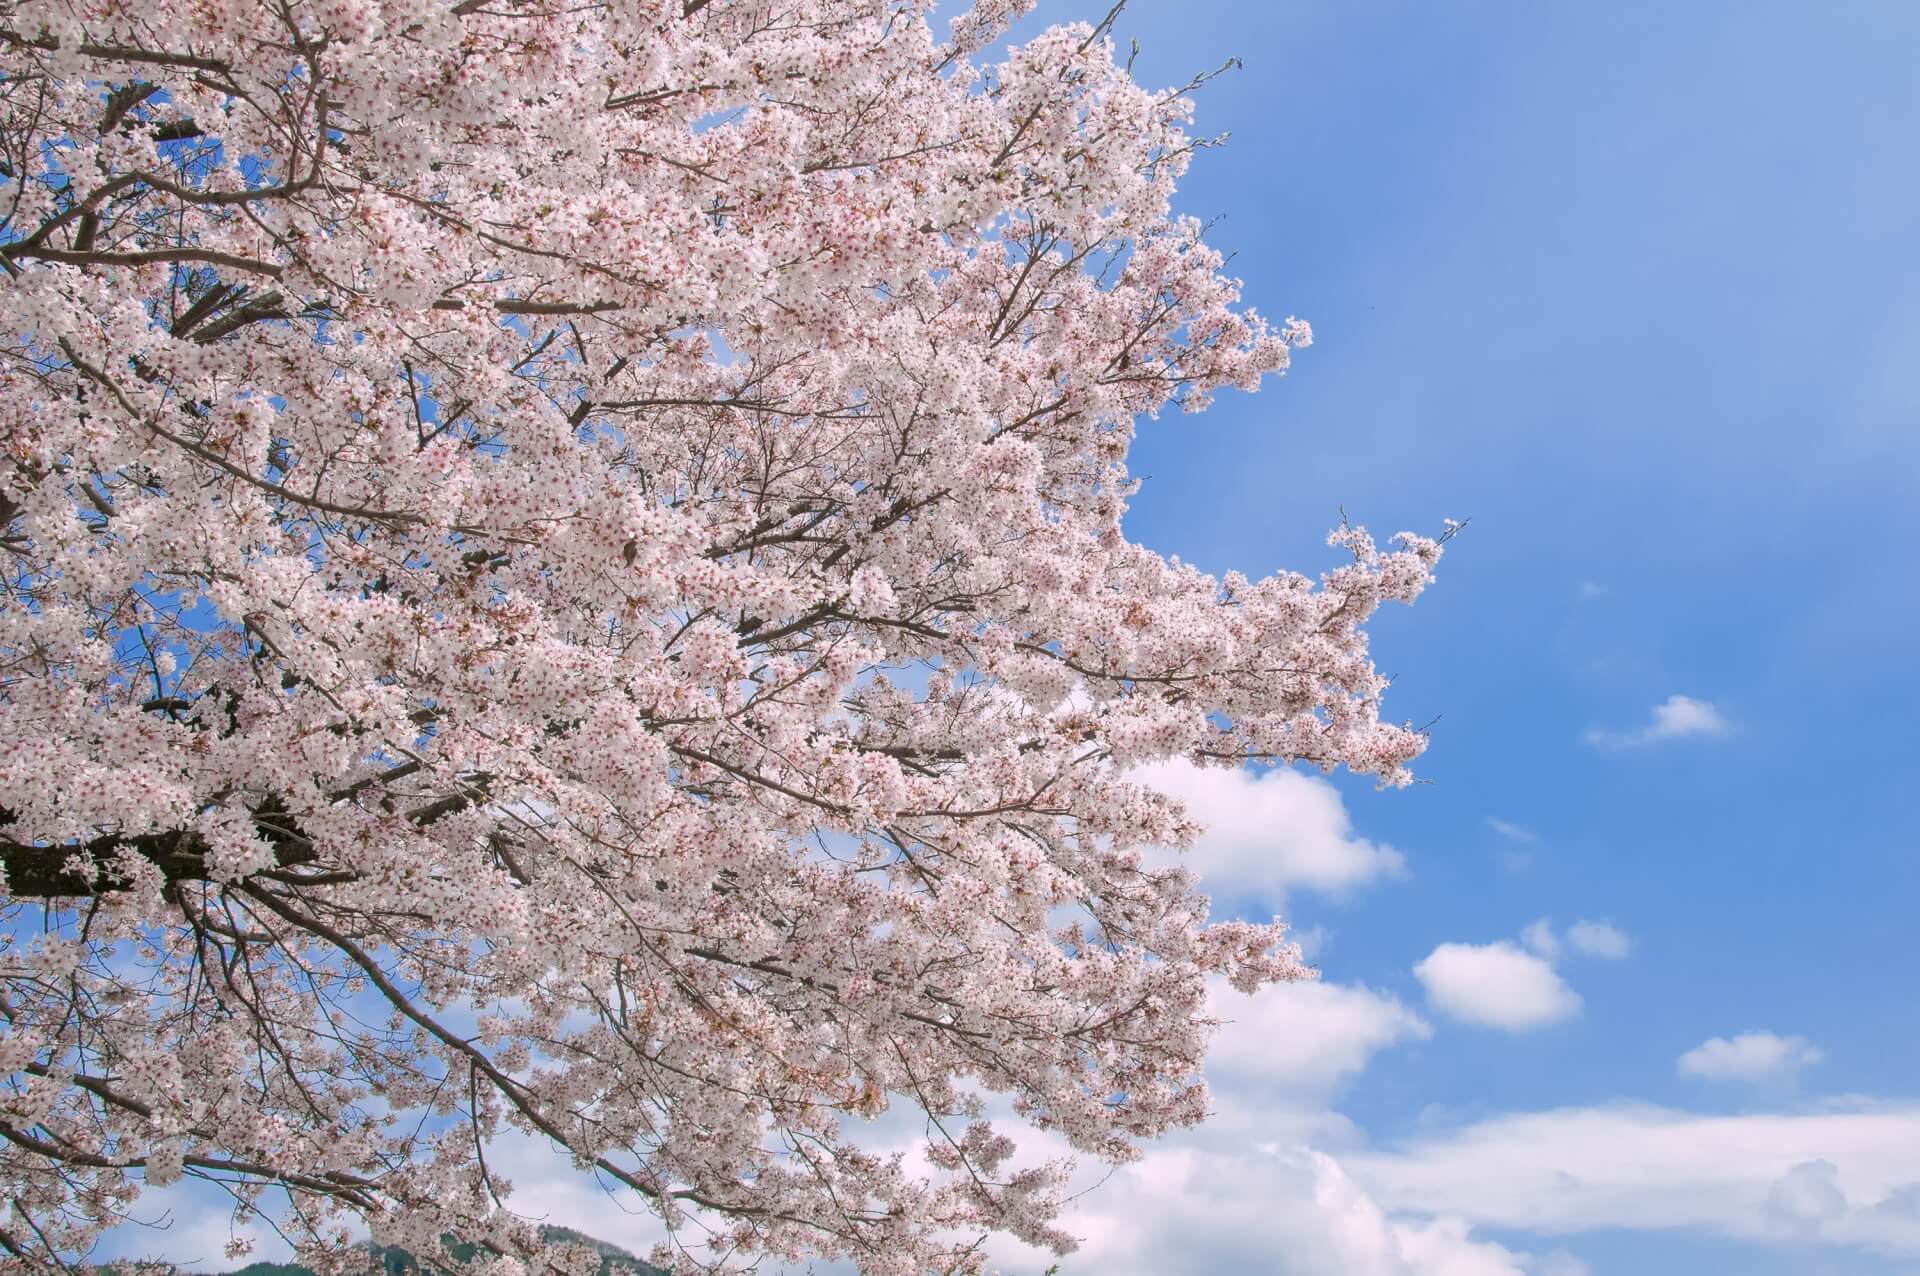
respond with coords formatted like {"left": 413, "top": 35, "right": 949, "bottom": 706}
{"left": 1519, "top": 919, "right": 1560, "bottom": 960}
{"left": 1578, "top": 581, "right": 1607, "bottom": 600}
{"left": 508, "top": 1093, "right": 1920, "bottom": 1273}
{"left": 973, "top": 977, "right": 1552, "bottom": 1276}
{"left": 484, "top": 1135, "right": 675, "bottom": 1260}
{"left": 1646, "top": 694, "right": 1732, "bottom": 738}
{"left": 1207, "top": 979, "right": 1430, "bottom": 1096}
{"left": 479, "top": 976, "right": 1449, "bottom": 1276}
{"left": 1486, "top": 817, "right": 1536, "bottom": 844}
{"left": 1488, "top": 820, "right": 1538, "bottom": 871}
{"left": 1519, "top": 919, "right": 1632, "bottom": 963}
{"left": 999, "top": 1085, "right": 1920, "bottom": 1274}
{"left": 1346, "top": 1101, "right": 1920, "bottom": 1257}
{"left": 1678, "top": 1031, "right": 1824, "bottom": 1084}
{"left": 1565, "top": 919, "right": 1632, "bottom": 960}
{"left": 1292, "top": 923, "right": 1334, "bottom": 962}
{"left": 1008, "top": 1141, "right": 1574, "bottom": 1276}
{"left": 1584, "top": 694, "right": 1732, "bottom": 749}
{"left": 1765, "top": 1159, "right": 1848, "bottom": 1238}
{"left": 1413, "top": 941, "right": 1580, "bottom": 1031}
{"left": 1133, "top": 759, "right": 1406, "bottom": 901}
{"left": 92, "top": 1177, "right": 290, "bottom": 1267}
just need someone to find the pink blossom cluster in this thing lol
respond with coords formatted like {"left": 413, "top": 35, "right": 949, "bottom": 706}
{"left": 0, "top": 1, "right": 1443, "bottom": 1271}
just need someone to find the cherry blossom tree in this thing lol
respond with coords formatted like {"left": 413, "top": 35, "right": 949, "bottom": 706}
{"left": 0, "top": 0, "right": 1448, "bottom": 1269}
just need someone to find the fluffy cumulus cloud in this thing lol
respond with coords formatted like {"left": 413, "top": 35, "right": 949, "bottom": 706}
{"left": 473, "top": 978, "right": 1452, "bottom": 1276}
{"left": 1766, "top": 1159, "right": 1849, "bottom": 1238}
{"left": 975, "top": 974, "right": 1543, "bottom": 1274}
{"left": 1041, "top": 1144, "right": 1569, "bottom": 1276}
{"left": 998, "top": 1078, "right": 1920, "bottom": 1274}
{"left": 110, "top": 991, "right": 1913, "bottom": 1276}
{"left": 986, "top": 979, "right": 1578, "bottom": 1276}
{"left": 1584, "top": 694, "right": 1732, "bottom": 748}
{"left": 1413, "top": 941, "right": 1581, "bottom": 1031}
{"left": 1346, "top": 1102, "right": 1920, "bottom": 1258}
{"left": 1132, "top": 758, "right": 1406, "bottom": 901}
{"left": 1207, "top": 979, "right": 1431, "bottom": 1095}
{"left": 1678, "top": 1030, "right": 1825, "bottom": 1084}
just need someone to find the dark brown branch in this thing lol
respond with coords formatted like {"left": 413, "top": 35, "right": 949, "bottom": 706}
{"left": 0, "top": 801, "right": 314, "bottom": 898}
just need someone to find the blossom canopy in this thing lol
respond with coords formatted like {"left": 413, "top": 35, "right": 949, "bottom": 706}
{"left": 0, "top": 0, "right": 1445, "bottom": 1270}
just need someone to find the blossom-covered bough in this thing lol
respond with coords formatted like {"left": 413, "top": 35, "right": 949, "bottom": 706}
{"left": 0, "top": 0, "right": 1447, "bottom": 1269}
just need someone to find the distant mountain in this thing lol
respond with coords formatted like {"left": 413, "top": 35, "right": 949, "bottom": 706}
{"left": 116, "top": 1226, "right": 666, "bottom": 1276}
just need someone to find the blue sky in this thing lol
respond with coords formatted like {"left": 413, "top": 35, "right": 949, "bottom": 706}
{"left": 981, "top": 2, "right": 1920, "bottom": 1273}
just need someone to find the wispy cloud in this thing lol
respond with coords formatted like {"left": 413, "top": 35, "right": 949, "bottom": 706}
{"left": 1488, "top": 819, "right": 1537, "bottom": 871}
{"left": 1584, "top": 694, "right": 1732, "bottom": 749}
{"left": 1289, "top": 924, "right": 1333, "bottom": 963}
{"left": 1678, "top": 1031, "right": 1824, "bottom": 1084}
{"left": 1485, "top": 817, "right": 1536, "bottom": 844}
{"left": 1566, "top": 919, "right": 1633, "bottom": 960}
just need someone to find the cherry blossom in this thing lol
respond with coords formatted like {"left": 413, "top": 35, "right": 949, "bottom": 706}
{"left": 0, "top": 1, "right": 1446, "bottom": 1270}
